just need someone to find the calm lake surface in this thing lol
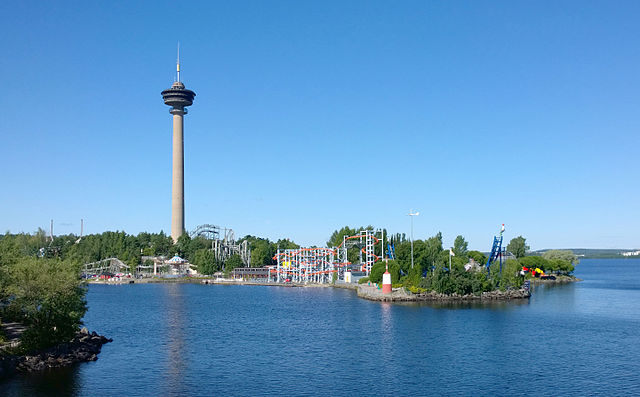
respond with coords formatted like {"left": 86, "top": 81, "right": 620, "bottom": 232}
{"left": 3, "top": 258, "right": 640, "bottom": 396}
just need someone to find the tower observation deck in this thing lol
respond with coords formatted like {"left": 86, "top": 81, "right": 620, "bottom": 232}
{"left": 162, "top": 53, "right": 196, "bottom": 242}
{"left": 162, "top": 81, "right": 195, "bottom": 112}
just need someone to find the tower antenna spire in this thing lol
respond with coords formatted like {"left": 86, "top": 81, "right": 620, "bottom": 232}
{"left": 176, "top": 42, "right": 181, "bottom": 82}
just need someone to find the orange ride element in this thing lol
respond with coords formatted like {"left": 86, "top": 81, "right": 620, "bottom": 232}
{"left": 334, "top": 233, "right": 381, "bottom": 272}
{"left": 272, "top": 235, "right": 382, "bottom": 272}
{"left": 271, "top": 233, "right": 383, "bottom": 278}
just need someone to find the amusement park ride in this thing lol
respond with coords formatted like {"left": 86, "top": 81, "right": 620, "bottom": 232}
{"left": 190, "top": 224, "right": 251, "bottom": 266}
{"left": 273, "top": 229, "right": 382, "bottom": 283}
{"left": 485, "top": 223, "right": 506, "bottom": 276}
{"left": 270, "top": 224, "right": 512, "bottom": 284}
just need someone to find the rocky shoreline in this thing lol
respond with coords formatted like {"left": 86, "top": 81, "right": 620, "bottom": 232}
{"left": 357, "top": 284, "right": 531, "bottom": 302}
{"left": 529, "top": 275, "right": 582, "bottom": 285}
{"left": 0, "top": 328, "right": 112, "bottom": 379}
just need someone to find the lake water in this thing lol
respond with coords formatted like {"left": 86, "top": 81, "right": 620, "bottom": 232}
{"left": 3, "top": 258, "right": 639, "bottom": 396}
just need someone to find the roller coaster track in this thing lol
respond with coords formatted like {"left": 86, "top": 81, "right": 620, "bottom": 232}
{"left": 337, "top": 232, "right": 381, "bottom": 272}
{"left": 190, "top": 224, "right": 235, "bottom": 243}
{"left": 82, "top": 257, "right": 128, "bottom": 276}
{"left": 271, "top": 231, "right": 382, "bottom": 282}
{"left": 190, "top": 224, "right": 251, "bottom": 266}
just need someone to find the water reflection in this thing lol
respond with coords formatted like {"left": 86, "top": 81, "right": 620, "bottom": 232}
{"left": 2, "top": 365, "right": 80, "bottom": 397}
{"left": 163, "top": 283, "right": 187, "bottom": 395}
{"left": 378, "top": 302, "right": 397, "bottom": 379}
{"left": 531, "top": 281, "right": 577, "bottom": 293}
{"left": 395, "top": 298, "right": 530, "bottom": 310}
{"left": 380, "top": 302, "right": 392, "bottom": 331}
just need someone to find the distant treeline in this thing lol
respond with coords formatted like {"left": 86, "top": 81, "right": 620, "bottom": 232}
{"left": 0, "top": 229, "right": 302, "bottom": 275}
{"left": 531, "top": 248, "right": 637, "bottom": 259}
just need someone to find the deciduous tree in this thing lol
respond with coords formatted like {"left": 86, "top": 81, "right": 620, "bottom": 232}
{"left": 507, "top": 236, "right": 529, "bottom": 258}
{"left": 453, "top": 235, "right": 469, "bottom": 257}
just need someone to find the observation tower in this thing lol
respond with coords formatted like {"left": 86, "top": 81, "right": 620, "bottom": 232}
{"left": 162, "top": 48, "right": 196, "bottom": 242}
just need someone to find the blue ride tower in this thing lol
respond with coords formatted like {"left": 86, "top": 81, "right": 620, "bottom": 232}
{"left": 485, "top": 224, "right": 506, "bottom": 276}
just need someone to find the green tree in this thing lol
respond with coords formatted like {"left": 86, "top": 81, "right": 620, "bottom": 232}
{"left": 327, "top": 226, "right": 363, "bottom": 247}
{"left": 539, "top": 250, "right": 577, "bottom": 275}
{"left": 6, "top": 257, "right": 87, "bottom": 351}
{"left": 173, "top": 234, "right": 191, "bottom": 258}
{"left": 519, "top": 256, "right": 548, "bottom": 270}
{"left": 393, "top": 240, "right": 412, "bottom": 271}
{"left": 251, "top": 240, "right": 275, "bottom": 267}
{"left": 224, "top": 254, "right": 244, "bottom": 276}
{"left": 507, "top": 236, "right": 529, "bottom": 258}
{"left": 393, "top": 232, "right": 443, "bottom": 274}
{"left": 326, "top": 226, "right": 371, "bottom": 264}
{"left": 468, "top": 250, "right": 487, "bottom": 266}
{"left": 192, "top": 249, "right": 218, "bottom": 275}
{"left": 453, "top": 235, "right": 469, "bottom": 257}
{"left": 495, "top": 259, "right": 525, "bottom": 290}
{"left": 276, "top": 238, "right": 300, "bottom": 250}
{"left": 542, "top": 249, "right": 578, "bottom": 265}
{"left": 0, "top": 234, "right": 20, "bottom": 297}
{"left": 150, "top": 231, "right": 172, "bottom": 256}
{"left": 423, "top": 232, "right": 444, "bottom": 269}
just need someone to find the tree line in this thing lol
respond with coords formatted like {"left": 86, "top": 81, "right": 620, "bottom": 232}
{"left": 0, "top": 229, "right": 303, "bottom": 275}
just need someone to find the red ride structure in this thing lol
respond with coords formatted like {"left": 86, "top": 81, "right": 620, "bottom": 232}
{"left": 272, "top": 230, "right": 382, "bottom": 283}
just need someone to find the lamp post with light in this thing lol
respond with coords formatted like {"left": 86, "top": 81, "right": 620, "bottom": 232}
{"left": 408, "top": 210, "right": 419, "bottom": 268}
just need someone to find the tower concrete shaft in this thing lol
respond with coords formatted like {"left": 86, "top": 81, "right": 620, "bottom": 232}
{"left": 162, "top": 77, "right": 195, "bottom": 243}
{"left": 171, "top": 108, "right": 185, "bottom": 242}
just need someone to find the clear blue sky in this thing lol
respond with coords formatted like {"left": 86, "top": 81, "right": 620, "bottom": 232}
{"left": 1, "top": 1, "right": 638, "bottom": 250}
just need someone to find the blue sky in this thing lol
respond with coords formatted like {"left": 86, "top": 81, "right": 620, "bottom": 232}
{"left": 1, "top": 1, "right": 638, "bottom": 250}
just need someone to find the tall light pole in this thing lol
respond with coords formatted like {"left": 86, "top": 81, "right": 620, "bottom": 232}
{"left": 408, "top": 210, "right": 419, "bottom": 268}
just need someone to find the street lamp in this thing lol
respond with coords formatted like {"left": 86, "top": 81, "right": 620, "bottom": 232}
{"left": 408, "top": 210, "right": 419, "bottom": 268}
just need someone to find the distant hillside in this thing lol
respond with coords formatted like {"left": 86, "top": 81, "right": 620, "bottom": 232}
{"left": 530, "top": 248, "right": 640, "bottom": 259}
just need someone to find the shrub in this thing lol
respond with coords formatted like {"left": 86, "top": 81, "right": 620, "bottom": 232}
{"left": 358, "top": 277, "right": 370, "bottom": 284}
{"left": 419, "top": 268, "right": 497, "bottom": 295}
{"left": 6, "top": 257, "right": 87, "bottom": 352}
{"left": 369, "top": 260, "right": 400, "bottom": 284}
{"left": 407, "top": 286, "right": 426, "bottom": 294}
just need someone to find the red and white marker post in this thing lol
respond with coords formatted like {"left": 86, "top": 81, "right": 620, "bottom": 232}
{"left": 382, "top": 260, "right": 392, "bottom": 294}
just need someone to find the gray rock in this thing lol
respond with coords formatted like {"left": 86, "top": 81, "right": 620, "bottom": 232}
{"left": 1, "top": 330, "right": 112, "bottom": 377}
